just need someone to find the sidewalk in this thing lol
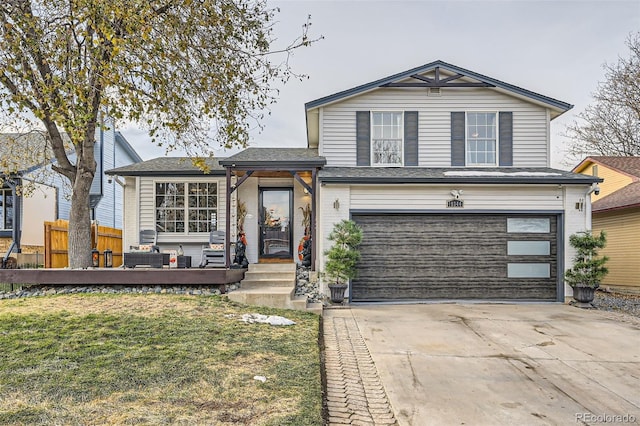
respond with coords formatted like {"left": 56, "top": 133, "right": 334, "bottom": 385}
{"left": 322, "top": 308, "right": 397, "bottom": 426}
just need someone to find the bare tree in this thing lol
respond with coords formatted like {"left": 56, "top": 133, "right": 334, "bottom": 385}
{"left": 0, "top": 0, "right": 319, "bottom": 268}
{"left": 566, "top": 32, "right": 640, "bottom": 160}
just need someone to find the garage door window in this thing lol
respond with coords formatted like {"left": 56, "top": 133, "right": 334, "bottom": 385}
{"left": 508, "top": 263, "right": 550, "bottom": 278}
{"left": 507, "top": 241, "right": 550, "bottom": 256}
{"left": 507, "top": 218, "right": 550, "bottom": 233}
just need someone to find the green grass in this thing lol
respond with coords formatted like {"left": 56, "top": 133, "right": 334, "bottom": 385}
{"left": 0, "top": 294, "right": 323, "bottom": 425}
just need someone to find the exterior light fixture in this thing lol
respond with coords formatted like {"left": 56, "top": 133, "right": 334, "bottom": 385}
{"left": 104, "top": 248, "right": 113, "bottom": 268}
{"left": 333, "top": 199, "right": 340, "bottom": 210}
{"left": 91, "top": 248, "right": 100, "bottom": 268}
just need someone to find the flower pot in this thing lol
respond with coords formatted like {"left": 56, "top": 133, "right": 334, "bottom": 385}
{"left": 328, "top": 283, "right": 348, "bottom": 304}
{"left": 572, "top": 285, "right": 597, "bottom": 307}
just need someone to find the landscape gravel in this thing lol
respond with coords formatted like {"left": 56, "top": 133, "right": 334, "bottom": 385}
{"left": 593, "top": 289, "right": 640, "bottom": 319}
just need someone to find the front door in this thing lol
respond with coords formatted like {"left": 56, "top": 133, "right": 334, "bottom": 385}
{"left": 259, "top": 188, "right": 293, "bottom": 259}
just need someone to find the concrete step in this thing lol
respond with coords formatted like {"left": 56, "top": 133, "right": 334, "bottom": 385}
{"left": 248, "top": 263, "right": 296, "bottom": 272}
{"left": 227, "top": 285, "right": 295, "bottom": 310}
{"left": 243, "top": 270, "right": 295, "bottom": 281}
{"left": 241, "top": 278, "right": 296, "bottom": 289}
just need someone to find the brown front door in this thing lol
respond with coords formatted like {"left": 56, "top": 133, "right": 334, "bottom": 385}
{"left": 259, "top": 188, "right": 293, "bottom": 259}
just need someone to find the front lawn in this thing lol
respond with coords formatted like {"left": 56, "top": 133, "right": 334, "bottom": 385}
{"left": 0, "top": 294, "right": 323, "bottom": 425}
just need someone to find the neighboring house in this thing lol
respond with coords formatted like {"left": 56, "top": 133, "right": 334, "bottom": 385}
{"left": 573, "top": 156, "right": 640, "bottom": 293}
{"left": 107, "top": 60, "right": 599, "bottom": 303}
{"left": 0, "top": 121, "right": 142, "bottom": 258}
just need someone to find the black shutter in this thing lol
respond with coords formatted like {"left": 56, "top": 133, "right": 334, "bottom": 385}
{"left": 356, "top": 111, "right": 370, "bottom": 166}
{"left": 499, "top": 112, "right": 513, "bottom": 166}
{"left": 404, "top": 111, "right": 419, "bottom": 166}
{"left": 451, "top": 112, "right": 465, "bottom": 166}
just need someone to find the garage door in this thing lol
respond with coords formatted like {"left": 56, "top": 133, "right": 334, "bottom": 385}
{"left": 351, "top": 214, "right": 558, "bottom": 302}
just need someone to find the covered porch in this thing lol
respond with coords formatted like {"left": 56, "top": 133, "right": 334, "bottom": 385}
{"left": 220, "top": 148, "right": 326, "bottom": 271}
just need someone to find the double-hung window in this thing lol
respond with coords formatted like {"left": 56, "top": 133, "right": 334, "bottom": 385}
{"left": 372, "top": 112, "right": 403, "bottom": 166}
{"left": 0, "top": 189, "right": 12, "bottom": 230}
{"left": 466, "top": 112, "right": 497, "bottom": 166}
{"left": 155, "top": 182, "right": 218, "bottom": 233}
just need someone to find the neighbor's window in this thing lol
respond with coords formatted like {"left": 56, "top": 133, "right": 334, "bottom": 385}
{"left": 0, "top": 189, "right": 13, "bottom": 230}
{"left": 372, "top": 112, "right": 403, "bottom": 166}
{"left": 466, "top": 112, "right": 497, "bottom": 165}
{"left": 155, "top": 182, "right": 218, "bottom": 233}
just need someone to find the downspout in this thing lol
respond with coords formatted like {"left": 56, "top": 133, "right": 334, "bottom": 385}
{"left": 311, "top": 167, "right": 317, "bottom": 271}
{"left": 225, "top": 167, "right": 231, "bottom": 269}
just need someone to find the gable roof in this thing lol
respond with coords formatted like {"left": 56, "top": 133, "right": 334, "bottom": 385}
{"left": 573, "top": 156, "right": 640, "bottom": 180}
{"left": 0, "top": 132, "right": 63, "bottom": 175}
{"left": 592, "top": 181, "right": 640, "bottom": 213}
{"left": 305, "top": 60, "right": 574, "bottom": 148}
{"left": 115, "top": 132, "right": 143, "bottom": 163}
{"left": 105, "top": 157, "right": 226, "bottom": 176}
{"left": 219, "top": 148, "right": 326, "bottom": 168}
{"left": 305, "top": 60, "right": 573, "bottom": 113}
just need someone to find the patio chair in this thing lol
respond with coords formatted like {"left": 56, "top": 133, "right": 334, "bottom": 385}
{"left": 138, "top": 229, "right": 160, "bottom": 253}
{"left": 199, "top": 230, "right": 226, "bottom": 268}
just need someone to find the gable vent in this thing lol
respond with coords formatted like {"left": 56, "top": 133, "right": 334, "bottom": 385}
{"left": 429, "top": 87, "right": 441, "bottom": 96}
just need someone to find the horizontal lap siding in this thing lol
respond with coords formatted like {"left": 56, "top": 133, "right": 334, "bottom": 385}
{"left": 352, "top": 214, "right": 557, "bottom": 301}
{"left": 349, "top": 185, "right": 564, "bottom": 211}
{"left": 593, "top": 208, "right": 640, "bottom": 289}
{"left": 321, "top": 89, "right": 549, "bottom": 167}
{"left": 139, "top": 176, "right": 227, "bottom": 244}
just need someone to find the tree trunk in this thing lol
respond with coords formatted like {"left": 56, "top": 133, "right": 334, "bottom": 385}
{"left": 68, "top": 164, "right": 95, "bottom": 269}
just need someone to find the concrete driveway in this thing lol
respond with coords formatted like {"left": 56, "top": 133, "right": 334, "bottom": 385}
{"left": 342, "top": 304, "right": 640, "bottom": 425}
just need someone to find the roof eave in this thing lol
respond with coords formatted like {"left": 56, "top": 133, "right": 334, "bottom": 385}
{"left": 594, "top": 202, "right": 640, "bottom": 214}
{"left": 104, "top": 169, "right": 226, "bottom": 177}
{"left": 219, "top": 160, "right": 327, "bottom": 169}
{"left": 319, "top": 176, "right": 601, "bottom": 185}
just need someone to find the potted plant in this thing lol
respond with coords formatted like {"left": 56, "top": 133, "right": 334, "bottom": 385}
{"left": 564, "top": 230, "right": 609, "bottom": 307}
{"left": 324, "top": 219, "right": 363, "bottom": 303}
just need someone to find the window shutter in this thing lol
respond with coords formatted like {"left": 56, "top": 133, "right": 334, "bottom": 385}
{"left": 404, "top": 111, "right": 419, "bottom": 166}
{"left": 499, "top": 112, "right": 513, "bottom": 166}
{"left": 356, "top": 111, "right": 370, "bottom": 166}
{"left": 451, "top": 112, "right": 465, "bottom": 166}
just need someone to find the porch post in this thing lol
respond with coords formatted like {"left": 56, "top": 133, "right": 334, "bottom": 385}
{"left": 225, "top": 167, "right": 231, "bottom": 268}
{"left": 311, "top": 167, "right": 317, "bottom": 271}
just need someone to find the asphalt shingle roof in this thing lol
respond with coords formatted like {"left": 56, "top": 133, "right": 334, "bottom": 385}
{"left": 593, "top": 181, "right": 640, "bottom": 212}
{"left": 319, "top": 167, "right": 600, "bottom": 184}
{"left": 218, "top": 148, "right": 326, "bottom": 167}
{"left": 585, "top": 156, "right": 640, "bottom": 179}
{"left": 0, "top": 132, "right": 61, "bottom": 174}
{"left": 105, "top": 157, "right": 226, "bottom": 176}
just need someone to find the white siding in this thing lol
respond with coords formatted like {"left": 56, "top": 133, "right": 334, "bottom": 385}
{"left": 122, "top": 176, "right": 139, "bottom": 251}
{"left": 349, "top": 184, "right": 565, "bottom": 210}
{"left": 318, "top": 185, "right": 351, "bottom": 295}
{"left": 137, "top": 176, "right": 227, "bottom": 257}
{"left": 320, "top": 88, "right": 549, "bottom": 167}
{"left": 563, "top": 185, "right": 595, "bottom": 300}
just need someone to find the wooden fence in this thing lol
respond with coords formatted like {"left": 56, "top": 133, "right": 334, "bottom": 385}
{"left": 44, "top": 219, "right": 123, "bottom": 268}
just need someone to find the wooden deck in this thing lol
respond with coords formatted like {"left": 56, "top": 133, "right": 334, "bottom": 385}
{"left": 0, "top": 268, "right": 246, "bottom": 288}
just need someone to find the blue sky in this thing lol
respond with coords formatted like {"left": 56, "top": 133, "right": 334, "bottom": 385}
{"left": 120, "top": 0, "right": 640, "bottom": 169}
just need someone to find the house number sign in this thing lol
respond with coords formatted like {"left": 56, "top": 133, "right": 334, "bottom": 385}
{"left": 447, "top": 199, "right": 464, "bottom": 208}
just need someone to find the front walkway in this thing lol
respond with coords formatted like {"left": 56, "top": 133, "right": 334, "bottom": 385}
{"left": 323, "top": 308, "right": 397, "bottom": 425}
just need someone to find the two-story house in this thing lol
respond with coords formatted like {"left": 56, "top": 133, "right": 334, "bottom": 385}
{"left": 107, "top": 60, "right": 599, "bottom": 303}
{"left": 573, "top": 156, "right": 640, "bottom": 293}
{"left": 0, "top": 121, "right": 142, "bottom": 260}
